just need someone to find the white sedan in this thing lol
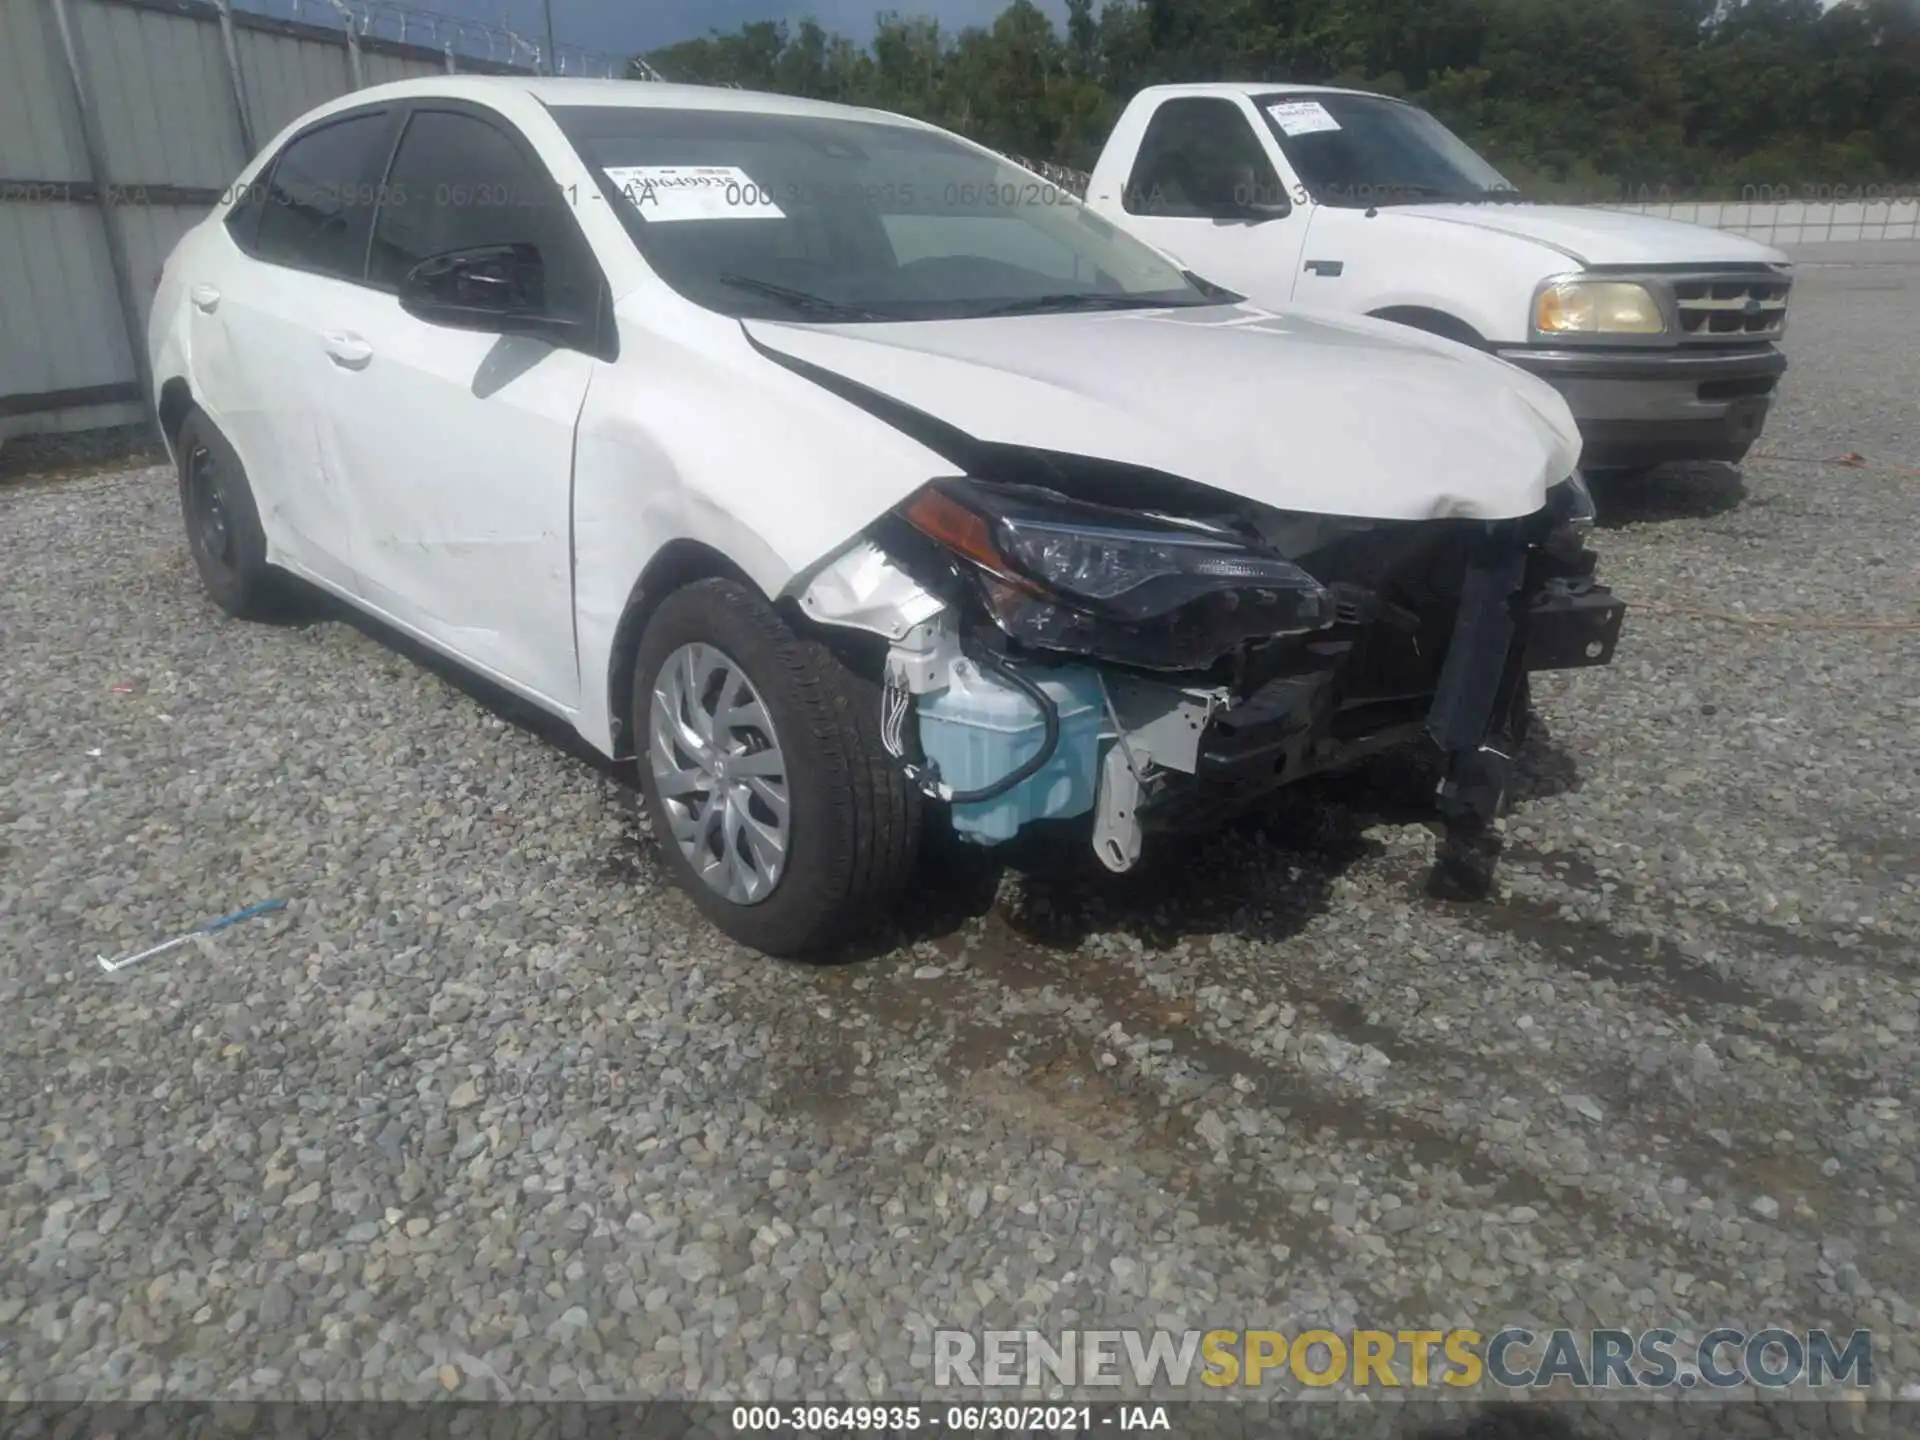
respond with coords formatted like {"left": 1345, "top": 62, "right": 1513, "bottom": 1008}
{"left": 149, "top": 77, "right": 1624, "bottom": 956}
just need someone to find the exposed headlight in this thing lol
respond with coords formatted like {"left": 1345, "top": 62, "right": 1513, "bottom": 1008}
{"left": 898, "top": 479, "right": 1333, "bottom": 669}
{"left": 1535, "top": 280, "right": 1665, "bottom": 336}
{"left": 998, "top": 514, "right": 1317, "bottom": 614}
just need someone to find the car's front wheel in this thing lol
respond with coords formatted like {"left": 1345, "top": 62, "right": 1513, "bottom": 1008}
{"left": 631, "top": 577, "right": 919, "bottom": 957}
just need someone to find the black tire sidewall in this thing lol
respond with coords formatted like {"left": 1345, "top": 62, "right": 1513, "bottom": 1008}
{"left": 632, "top": 578, "right": 907, "bottom": 957}
{"left": 176, "top": 409, "right": 277, "bottom": 618}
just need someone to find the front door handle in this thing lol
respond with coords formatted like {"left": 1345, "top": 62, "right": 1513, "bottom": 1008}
{"left": 190, "top": 284, "right": 220, "bottom": 312}
{"left": 1304, "top": 259, "right": 1345, "bottom": 278}
{"left": 323, "top": 332, "right": 374, "bottom": 370}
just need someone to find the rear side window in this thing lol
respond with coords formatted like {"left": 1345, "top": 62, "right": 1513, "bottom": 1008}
{"left": 223, "top": 172, "right": 268, "bottom": 251}
{"left": 1124, "top": 98, "right": 1281, "bottom": 217}
{"left": 367, "top": 109, "right": 595, "bottom": 323}
{"left": 251, "top": 112, "right": 391, "bottom": 278}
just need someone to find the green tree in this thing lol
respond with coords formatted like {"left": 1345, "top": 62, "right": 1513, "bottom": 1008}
{"left": 629, "top": 0, "right": 1920, "bottom": 195}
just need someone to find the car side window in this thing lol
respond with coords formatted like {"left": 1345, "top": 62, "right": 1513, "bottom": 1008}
{"left": 368, "top": 109, "right": 594, "bottom": 324}
{"left": 1124, "top": 99, "right": 1283, "bottom": 218}
{"left": 250, "top": 112, "right": 391, "bottom": 277}
{"left": 223, "top": 171, "right": 268, "bottom": 251}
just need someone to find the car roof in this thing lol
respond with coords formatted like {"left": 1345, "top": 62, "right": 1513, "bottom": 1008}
{"left": 325, "top": 75, "right": 934, "bottom": 128}
{"left": 1134, "top": 81, "right": 1380, "bottom": 102}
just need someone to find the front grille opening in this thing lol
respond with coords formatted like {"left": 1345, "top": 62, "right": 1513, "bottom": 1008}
{"left": 1698, "top": 377, "right": 1778, "bottom": 401}
{"left": 1681, "top": 309, "right": 1786, "bottom": 337}
{"left": 1672, "top": 276, "right": 1791, "bottom": 341}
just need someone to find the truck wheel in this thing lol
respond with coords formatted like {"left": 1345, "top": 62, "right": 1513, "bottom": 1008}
{"left": 176, "top": 409, "right": 299, "bottom": 620}
{"left": 631, "top": 578, "right": 919, "bottom": 957}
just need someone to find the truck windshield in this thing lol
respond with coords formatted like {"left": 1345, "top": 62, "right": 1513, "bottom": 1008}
{"left": 550, "top": 104, "right": 1218, "bottom": 323}
{"left": 1253, "top": 92, "right": 1520, "bottom": 209}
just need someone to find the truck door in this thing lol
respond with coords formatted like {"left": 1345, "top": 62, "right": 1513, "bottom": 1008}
{"left": 1100, "top": 96, "right": 1315, "bottom": 310}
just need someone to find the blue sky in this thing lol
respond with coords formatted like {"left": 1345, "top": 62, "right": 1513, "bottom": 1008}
{"left": 245, "top": 0, "right": 1072, "bottom": 66}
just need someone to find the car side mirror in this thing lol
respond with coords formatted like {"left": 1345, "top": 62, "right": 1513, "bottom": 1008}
{"left": 399, "top": 243, "right": 580, "bottom": 339}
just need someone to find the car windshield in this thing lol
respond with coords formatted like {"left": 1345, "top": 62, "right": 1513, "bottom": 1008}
{"left": 1253, "top": 92, "right": 1520, "bottom": 208}
{"left": 550, "top": 104, "right": 1219, "bottom": 323}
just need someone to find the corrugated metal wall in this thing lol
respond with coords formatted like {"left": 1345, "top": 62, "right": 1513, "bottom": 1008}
{"left": 0, "top": 0, "right": 124, "bottom": 434}
{"left": 0, "top": 0, "right": 531, "bottom": 443}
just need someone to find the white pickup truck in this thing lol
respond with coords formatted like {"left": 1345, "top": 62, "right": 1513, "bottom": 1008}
{"left": 1081, "top": 83, "right": 1793, "bottom": 474}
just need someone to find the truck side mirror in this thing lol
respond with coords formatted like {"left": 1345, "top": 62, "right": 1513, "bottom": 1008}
{"left": 1209, "top": 176, "right": 1292, "bottom": 222}
{"left": 1216, "top": 192, "right": 1292, "bottom": 223}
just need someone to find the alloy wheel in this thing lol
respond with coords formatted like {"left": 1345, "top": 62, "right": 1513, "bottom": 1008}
{"left": 648, "top": 642, "right": 791, "bottom": 905}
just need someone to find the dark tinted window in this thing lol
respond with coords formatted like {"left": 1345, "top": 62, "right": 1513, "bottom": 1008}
{"left": 1124, "top": 98, "right": 1283, "bottom": 217}
{"left": 368, "top": 109, "right": 594, "bottom": 320}
{"left": 252, "top": 112, "right": 390, "bottom": 276}
{"left": 223, "top": 173, "right": 269, "bottom": 250}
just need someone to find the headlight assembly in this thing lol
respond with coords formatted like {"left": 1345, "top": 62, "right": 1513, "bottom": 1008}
{"left": 898, "top": 479, "right": 1334, "bottom": 670}
{"left": 1534, "top": 279, "right": 1665, "bottom": 337}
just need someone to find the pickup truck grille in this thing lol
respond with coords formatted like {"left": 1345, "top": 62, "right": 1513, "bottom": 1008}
{"left": 1668, "top": 273, "right": 1791, "bottom": 343}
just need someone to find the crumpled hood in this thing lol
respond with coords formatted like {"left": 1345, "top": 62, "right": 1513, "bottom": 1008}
{"left": 1380, "top": 202, "right": 1791, "bottom": 268}
{"left": 744, "top": 302, "right": 1582, "bottom": 522}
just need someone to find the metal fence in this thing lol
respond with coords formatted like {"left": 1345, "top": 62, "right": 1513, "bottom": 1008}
{"left": 258, "top": 0, "right": 631, "bottom": 80}
{"left": 1603, "top": 199, "right": 1920, "bottom": 246}
{"left": 0, "top": 0, "right": 584, "bottom": 445}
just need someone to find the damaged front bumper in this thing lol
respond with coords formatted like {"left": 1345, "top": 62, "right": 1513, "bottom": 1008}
{"left": 1177, "top": 538, "right": 1622, "bottom": 827}
{"left": 798, "top": 475, "right": 1624, "bottom": 877}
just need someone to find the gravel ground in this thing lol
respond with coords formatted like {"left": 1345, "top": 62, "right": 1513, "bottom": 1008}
{"left": 3, "top": 251, "right": 1916, "bottom": 1421}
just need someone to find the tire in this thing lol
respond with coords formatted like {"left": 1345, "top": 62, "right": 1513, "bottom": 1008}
{"left": 631, "top": 577, "right": 920, "bottom": 957}
{"left": 175, "top": 408, "right": 297, "bottom": 620}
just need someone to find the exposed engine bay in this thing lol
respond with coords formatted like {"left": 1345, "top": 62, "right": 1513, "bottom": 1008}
{"left": 797, "top": 446, "right": 1624, "bottom": 892}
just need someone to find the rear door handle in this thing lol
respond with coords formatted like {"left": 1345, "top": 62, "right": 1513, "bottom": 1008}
{"left": 190, "top": 284, "right": 220, "bottom": 312}
{"left": 323, "top": 332, "right": 374, "bottom": 370}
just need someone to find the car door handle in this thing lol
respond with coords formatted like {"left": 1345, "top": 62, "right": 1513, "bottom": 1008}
{"left": 323, "top": 332, "right": 374, "bottom": 370}
{"left": 190, "top": 284, "right": 220, "bottom": 312}
{"left": 1304, "top": 259, "right": 1345, "bottom": 277}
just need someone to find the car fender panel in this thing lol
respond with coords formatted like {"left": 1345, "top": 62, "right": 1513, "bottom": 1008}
{"left": 567, "top": 313, "right": 957, "bottom": 758}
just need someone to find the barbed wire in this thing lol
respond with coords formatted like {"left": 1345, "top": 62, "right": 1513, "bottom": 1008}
{"left": 271, "top": 0, "right": 636, "bottom": 77}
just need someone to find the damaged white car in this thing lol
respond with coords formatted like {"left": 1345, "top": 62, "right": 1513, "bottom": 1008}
{"left": 148, "top": 78, "right": 1625, "bottom": 956}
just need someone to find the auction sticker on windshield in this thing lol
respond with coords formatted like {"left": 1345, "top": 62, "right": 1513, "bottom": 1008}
{"left": 603, "top": 165, "right": 787, "bottom": 221}
{"left": 1266, "top": 100, "right": 1342, "bottom": 137}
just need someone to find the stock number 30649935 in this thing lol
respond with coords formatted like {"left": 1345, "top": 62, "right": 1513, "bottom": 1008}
{"left": 729, "top": 1404, "right": 1102, "bottom": 1432}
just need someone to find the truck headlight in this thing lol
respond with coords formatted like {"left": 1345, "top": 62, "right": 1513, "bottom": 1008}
{"left": 1535, "top": 280, "right": 1665, "bottom": 336}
